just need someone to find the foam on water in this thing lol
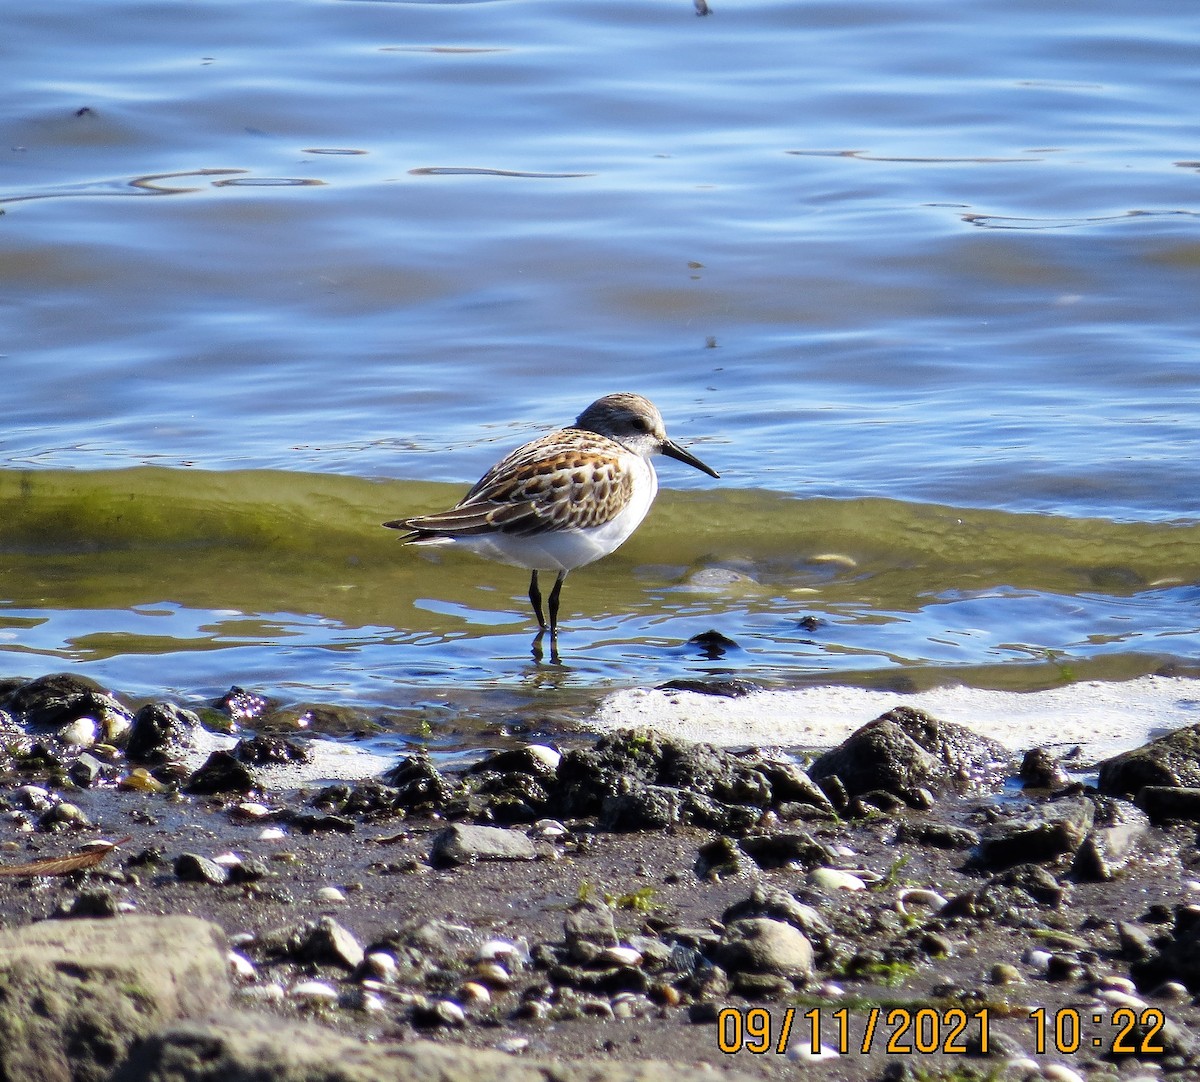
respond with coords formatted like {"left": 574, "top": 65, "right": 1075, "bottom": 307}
{"left": 591, "top": 675, "right": 1200, "bottom": 762}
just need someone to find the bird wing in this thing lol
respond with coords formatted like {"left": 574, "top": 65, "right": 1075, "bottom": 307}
{"left": 384, "top": 430, "right": 636, "bottom": 539}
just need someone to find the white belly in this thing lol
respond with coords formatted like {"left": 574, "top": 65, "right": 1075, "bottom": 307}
{"left": 443, "top": 457, "right": 658, "bottom": 573}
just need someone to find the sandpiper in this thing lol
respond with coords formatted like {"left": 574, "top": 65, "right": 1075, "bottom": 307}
{"left": 384, "top": 392, "right": 719, "bottom": 654}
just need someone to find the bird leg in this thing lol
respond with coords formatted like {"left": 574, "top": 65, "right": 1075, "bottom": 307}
{"left": 547, "top": 571, "right": 566, "bottom": 639}
{"left": 528, "top": 570, "right": 547, "bottom": 631}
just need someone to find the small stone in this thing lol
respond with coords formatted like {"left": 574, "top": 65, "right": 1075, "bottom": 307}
{"left": 807, "top": 867, "right": 866, "bottom": 892}
{"left": 315, "top": 886, "right": 347, "bottom": 904}
{"left": 430, "top": 824, "right": 537, "bottom": 867}
{"left": 532, "top": 818, "right": 568, "bottom": 838}
{"left": 118, "top": 768, "right": 166, "bottom": 793}
{"left": 414, "top": 999, "right": 466, "bottom": 1028}
{"left": 290, "top": 979, "right": 340, "bottom": 1006}
{"left": 601, "top": 945, "right": 644, "bottom": 968}
{"left": 174, "top": 853, "right": 231, "bottom": 886}
{"left": 185, "top": 750, "right": 258, "bottom": 795}
{"left": 459, "top": 981, "right": 490, "bottom": 1005}
{"left": 362, "top": 951, "right": 398, "bottom": 983}
{"left": 228, "top": 952, "right": 256, "bottom": 980}
{"left": 126, "top": 701, "right": 205, "bottom": 763}
{"left": 303, "top": 916, "right": 365, "bottom": 970}
{"left": 68, "top": 752, "right": 107, "bottom": 787}
{"left": 989, "top": 963, "right": 1023, "bottom": 984}
{"left": 59, "top": 717, "right": 99, "bottom": 747}
{"left": 714, "top": 918, "right": 814, "bottom": 981}
{"left": 495, "top": 1037, "right": 529, "bottom": 1054}
{"left": 564, "top": 898, "right": 618, "bottom": 962}
{"left": 477, "top": 938, "right": 522, "bottom": 963}
{"left": 474, "top": 961, "right": 514, "bottom": 988}
{"left": 38, "top": 802, "right": 90, "bottom": 832}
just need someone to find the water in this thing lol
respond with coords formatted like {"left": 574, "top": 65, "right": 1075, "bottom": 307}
{"left": 3, "top": 0, "right": 1200, "bottom": 747}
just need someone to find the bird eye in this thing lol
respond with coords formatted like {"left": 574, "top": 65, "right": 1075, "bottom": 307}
{"left": 631, "top": 416, "right": 650, "bottom": 432}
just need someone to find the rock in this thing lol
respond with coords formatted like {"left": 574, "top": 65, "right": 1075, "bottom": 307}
{"left": 721, "top": 885, "right": 831, "bottom": 945}
{"left": 305, "top": 917, "right": 366, "bottom": 970}
{"left": 973, "top": 796, "right": 1095, "bottom": 869}
{"left": 253, "top": 916, "right": 365, "bottom": 970}
{"left": 382, "top": 754, "right": 461, "bottom": 812}
{"left": 234, "top": 734, "right": 313, "bottom": 765}
{"left": 659, "top": 677, "right": 756, "bottom": 695}
{"left": 713, "top": 918, "right": 814, "bottom": 984}
{"left": 126, "top": 702, "right": 206, "bottom": 764}
{"left": 68, "top": 752, "right": 107, "bottom": 787}
{"left": 185, "top": 750, "right": 258, "bottom": 795}
{"left": 1132, "top": 905, "right": 1200, "bottom": 993}
{"left": 735, "top": 831, "right": 837, "bottom": 870}
{"left": 695, "top": 836, "right": 757, "bottom": 880}
{"left": 1137, "top": 785, "right": 1200, "bottom": 822}
{"left": 466, "top": 746, "right": 560, "bottom": 779}
{"left": 894, "top": 820, "right": 980, "bottom": 849}
{"left": 808, "top": 706, "right": 1010, "bottom": 799}
{"left": 1072, "top": 797, "right": 1150, "bottom": 881}
{"left": 430, "top": 824, "right": 537, "bottom": 867}
{"left": 3, "top": 673, "right": 133, "bottom": 742}
{"left": 175, "top": 853, "right": 231, "bottom": 886}
{"left": 1020, "top": 747, "right": 1070, "bottom": 789}
{"left": 942, "top": 863, "right": 1066, "bottom": 917}
{"left": 552, "top": 729, "right": 828, "bottom": 832}
{"left": 214, "top": 685, "right": 268, "bottom": 721}
{"left": 367, "top": 918, "right": 477, "bottom": 971}
{"left": 0, "top": 915, "right": 229, "bottom": 1082}
{"left": 54, "top": 887, "right": 122, "bottom": 919}
{"left": 1098, "top": 724, "right": 1200, "bottom": 796}
{"left": 563, "top": 898, "right": 618, "bottom": 962}
{"left": 110, "top": 1017, "right": 764, "bottom": 1082}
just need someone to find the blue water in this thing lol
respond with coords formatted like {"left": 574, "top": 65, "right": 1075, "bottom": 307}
{"left": 3, "top": 0, "right": 1200, "bottom": 733}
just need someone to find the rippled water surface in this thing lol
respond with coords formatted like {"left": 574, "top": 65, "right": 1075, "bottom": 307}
{"left": 3, "top": 0, "right": 1200, "bottom": 738}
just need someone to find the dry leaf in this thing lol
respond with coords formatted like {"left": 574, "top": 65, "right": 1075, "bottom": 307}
{"left": 0, "top": 836, "right": 131, "bottom": 878}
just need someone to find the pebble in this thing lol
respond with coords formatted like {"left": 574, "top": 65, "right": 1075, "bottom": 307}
{"left": 13, "top": 785, "right": 53, "bottom": 811}
{"left": 532, "top": 819, "right": 568, "bottom": 839}
{"left": 39, "top": 802, "right": 90, "bottom": 831}
{"left": 477, "top": 938, "right": 522, "bottom": 963}
{"left": 526, "top": 745, "right": 562, "bottom": 771}
{"left": 807, "top": 867, "right": 866, "bottom": 891}
{"left": 1024, "top": 948, "right": 1053, "bottom": 972}
{"left": 1042, "top": 1065, "right": 1087, "bottom": 1082}
{"left": 1155, "top": 981, "right": 1190, "bottom": 1002}
{"left": 601, "top": 945, "right": 644, "bottom": 968}
{"left": 787, "top": 1043, "right": 839, "bottom": 1062}
{"left": 258, "top": 825, "right": 288, "bottom": 841}
{"left": 362, "top": 951, "right": 398, "bottom": 983}
{"left": 990, "top": 963, "right": 1023, "bottom": 985}
{"left": 432, "top": 999, "right": 466, "bottom": 1027}
{"left": 174, "top": 853, "right": 230, "bottom": 886}
{"left": 238, "top": 983, "right": 285, "bottom": 1005}
{"left": 118, "top": 768, "right": 165, "bottom": 793}
{"left": 1094, "top": 988, "right": 1149, "bottom": 1010}
{"left": 228, "top": 952, "right": 256, "bottom": 980}
{"left": 459, "top": 981, "right": 491, "bottom": 1005}
{"left": 474, "top": 961, "right": 514, "bottom": 987}
{"left": 495, "top": 1037, "right": 529, "bottom": 1055}
{"left": 315, "top": 885, "right": 347, "bottom": 904}
{"left": 290, "top": 979, "right": 340, "bottom": 1006}
{"left": 59, "top": 717, "right": 99, "bottom": 747}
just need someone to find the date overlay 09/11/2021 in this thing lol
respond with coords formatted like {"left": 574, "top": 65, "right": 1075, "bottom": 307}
{"left": 714, "top": 1005, "right": 1168, "bottom": 1058}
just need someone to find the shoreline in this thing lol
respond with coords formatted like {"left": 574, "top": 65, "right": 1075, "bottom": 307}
{"left": 4, "top": 672, "right": 1200, "bottom": 1081}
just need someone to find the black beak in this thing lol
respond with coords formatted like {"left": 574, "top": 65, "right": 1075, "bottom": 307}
{"left": 661, "top": 438, "right": 719, "bottom": 478}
